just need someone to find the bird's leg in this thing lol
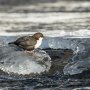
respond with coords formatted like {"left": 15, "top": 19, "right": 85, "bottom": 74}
{"left": 25, "top": 50, "right": 33, "bottom": 54}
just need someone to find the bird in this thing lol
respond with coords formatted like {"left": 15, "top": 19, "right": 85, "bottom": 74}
{"left": 8, "top": 32, "right": 44, "bottom": 51}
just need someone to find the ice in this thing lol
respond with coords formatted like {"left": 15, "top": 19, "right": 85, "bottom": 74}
{"left": 0, "top": 45, "right": 51, "bottom": 75}
{"left": 40, "top": 37, "right": 89, "bottom": 53}
{"left": 63, "top": 57, "right": 90, "bottom": 75}
{"left": 0, "top": 36, "right": 89, "bottom": 76}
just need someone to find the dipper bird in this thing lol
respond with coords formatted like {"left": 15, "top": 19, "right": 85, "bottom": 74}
{"left": 8, "top": 32, "right": 44, "bottom": 51}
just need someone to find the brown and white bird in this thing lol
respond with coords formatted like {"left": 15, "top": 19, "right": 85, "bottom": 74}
{"left": 8, "top": 32, "right": 44, "bottom": 51}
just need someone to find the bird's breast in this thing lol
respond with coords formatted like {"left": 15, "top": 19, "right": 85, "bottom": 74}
{"left": 35, "top": 37, "right": 43, "bottom": 49}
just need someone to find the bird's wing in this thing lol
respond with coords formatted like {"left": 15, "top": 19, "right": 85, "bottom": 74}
{"left": 15, "top": 36, "right": 37, "bottom": 46}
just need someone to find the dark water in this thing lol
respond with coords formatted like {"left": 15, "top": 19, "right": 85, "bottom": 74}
{"left": 0, "top": 0, "right": 90, "bottom": 13}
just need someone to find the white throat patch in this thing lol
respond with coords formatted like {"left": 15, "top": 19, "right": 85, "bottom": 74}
{"left": 35, "top": 37, "right": 43, "bottom": 49}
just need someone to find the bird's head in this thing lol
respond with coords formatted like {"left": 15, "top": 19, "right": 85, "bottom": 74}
{"left": 33, "top": 32, "right": 44, "bottom": 40}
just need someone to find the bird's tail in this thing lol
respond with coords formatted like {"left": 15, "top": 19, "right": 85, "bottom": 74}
{"left": 8, "top": 42, "right": 15, "bottom": 45}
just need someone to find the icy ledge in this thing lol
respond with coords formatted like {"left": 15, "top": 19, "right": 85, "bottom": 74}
{"left": 0, "top": 45, "right": 51, "bottom": 75}
{"left": 63, "top": 57, "right": 90, "bottom": 75}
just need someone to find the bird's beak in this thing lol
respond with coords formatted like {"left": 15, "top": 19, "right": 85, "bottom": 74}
{"left": 42, "top": 36, "right": 44, "bottom": 38}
